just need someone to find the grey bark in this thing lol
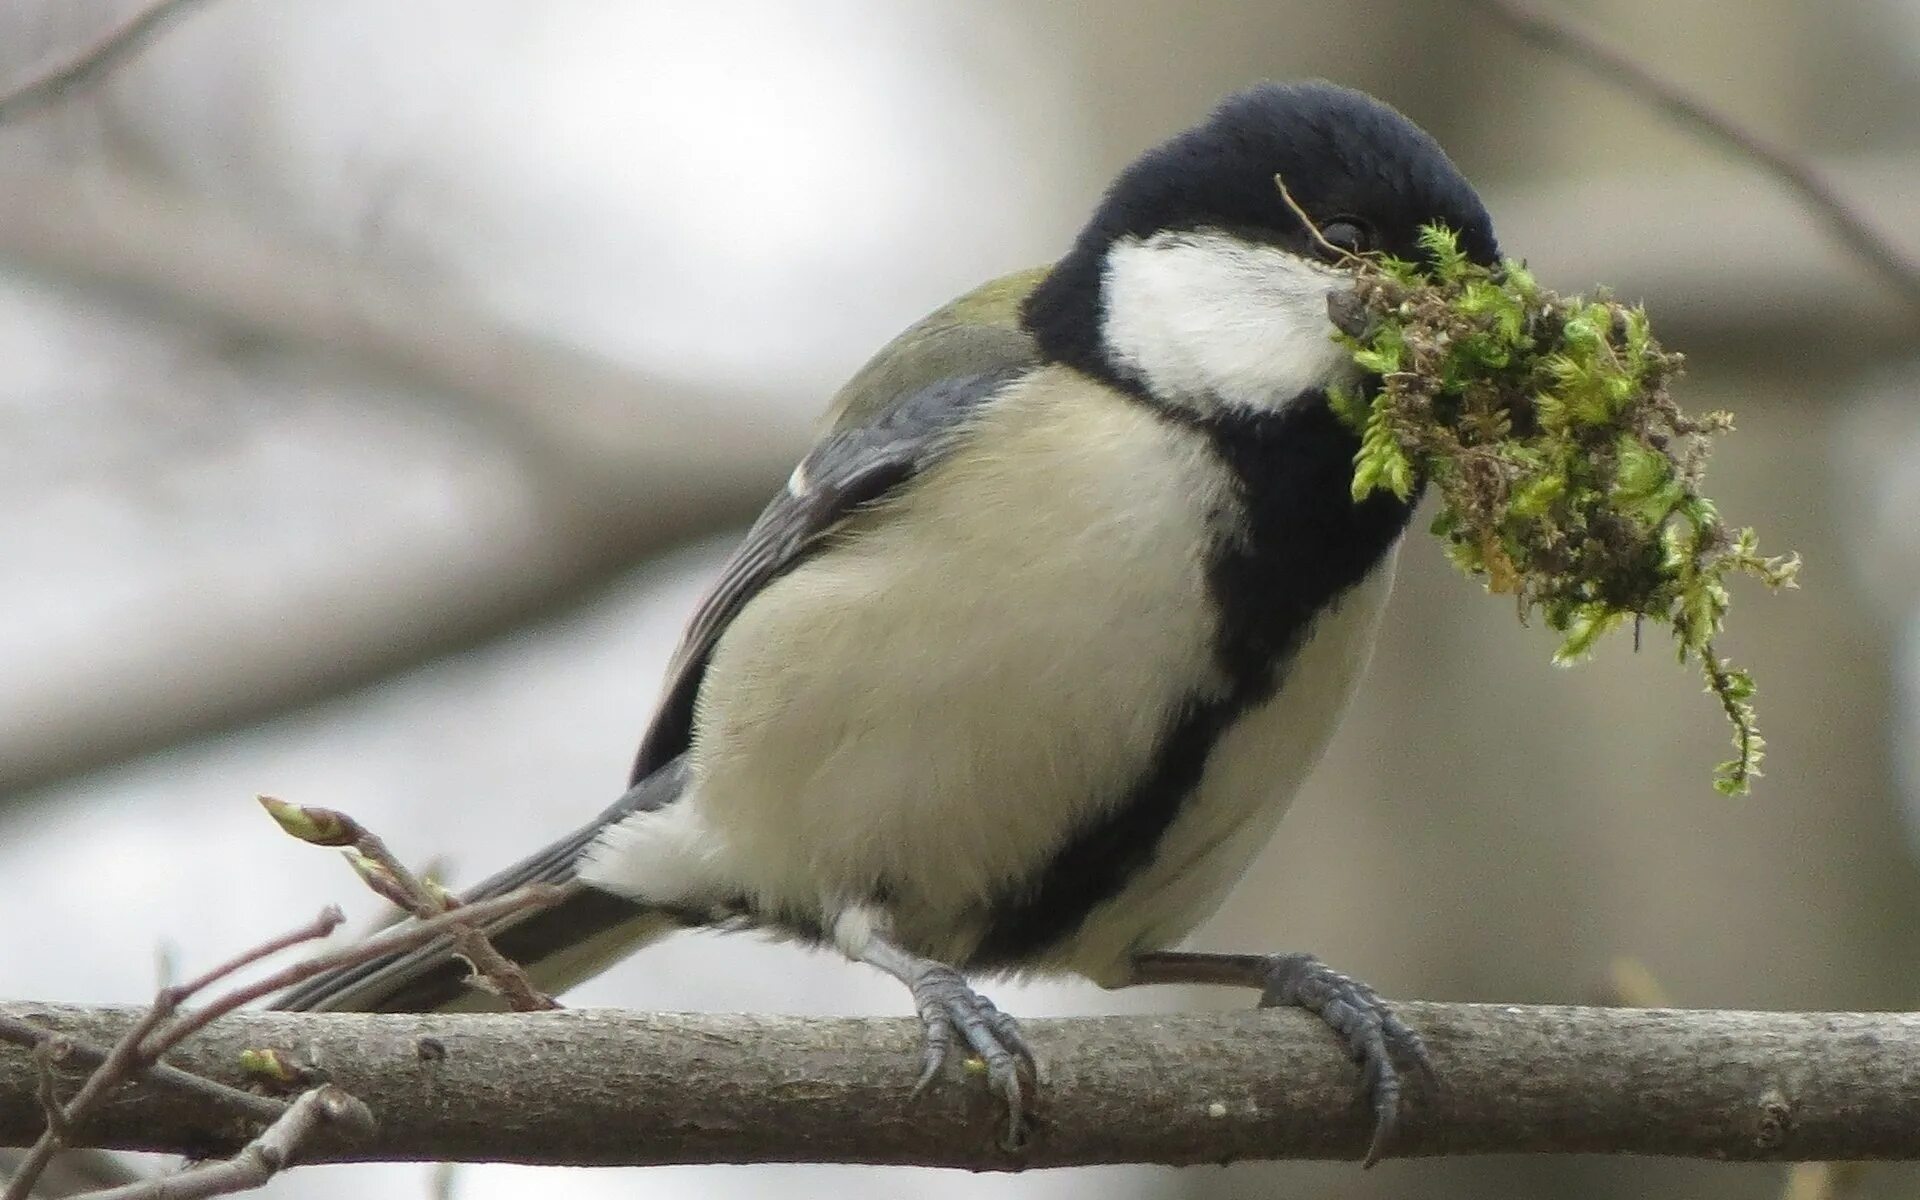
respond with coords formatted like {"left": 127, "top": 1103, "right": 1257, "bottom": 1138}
{"left": 3, "top": 1002, "right": 1918, "bottom": 1169}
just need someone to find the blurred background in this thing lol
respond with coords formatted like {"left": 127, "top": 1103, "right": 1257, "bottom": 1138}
{"left": 3, "top": 1, "right": 1919, "bottom": 1197}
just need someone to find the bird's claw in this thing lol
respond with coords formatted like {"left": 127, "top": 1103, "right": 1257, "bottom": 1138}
{"left": 1258, "top": 952, "right": 1427, "bottom": 1166}
{"left": 905, "top": 961, "right": 1035, "bottom": 1149}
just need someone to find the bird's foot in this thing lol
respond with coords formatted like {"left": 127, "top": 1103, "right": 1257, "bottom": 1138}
{"left": 1259, "top": 952, "right": 1430, "bottom": 1165}
{"left": 903, "top": 960, "right": 1035, "bottom": 1148}
{"left": 839, "top": 913, "right": 1035, "bottom": 1150}
{"left": 1128, "top": 949, "right": 1427, "bottom": 1165}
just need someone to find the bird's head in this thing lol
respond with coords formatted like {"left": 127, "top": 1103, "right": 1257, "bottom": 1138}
{"left": 1024, "top": 81, "right": 1498, "bottom": 416}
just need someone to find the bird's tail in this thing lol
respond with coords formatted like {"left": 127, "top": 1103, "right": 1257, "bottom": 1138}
{"left": 275, "top": 760, "right": 688, "bottom": 1013}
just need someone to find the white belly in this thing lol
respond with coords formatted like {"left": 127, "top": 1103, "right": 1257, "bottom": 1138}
{"left": 581, "top": 368, "right": 1395, "bottom": 979}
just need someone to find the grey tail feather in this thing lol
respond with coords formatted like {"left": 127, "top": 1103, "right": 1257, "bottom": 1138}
{"left": 274, "top": 758, "right": 690, "bottom": 1013}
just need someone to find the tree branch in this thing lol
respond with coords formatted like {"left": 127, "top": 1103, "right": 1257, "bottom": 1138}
{"left": 0, "top": 167, "right": 804, "bottom": 797}
{"left": 4, "top": 1002, "right": 1920, "bottom": 1168}
{"left": 0, "top": 0, "right": 219, "bottom": 125}
{"left": 74, "top": 1085, "right": 373, "bottom": 1200}
{"left": 0, "top": 887, "right": 566, "bottom": 1198}
{"left": 0, "top": 1014, "right": 284, "bottom": 1127}
{"left": 1461, "top": 0, "right": 1920, "bottom": 316}
{"left": 0, "top": 906, "right": 343, "bottom": 1200}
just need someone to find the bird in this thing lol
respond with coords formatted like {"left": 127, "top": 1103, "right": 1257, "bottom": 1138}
{"left": 278, "top": 79, "right": 1499, "bottom": 1164}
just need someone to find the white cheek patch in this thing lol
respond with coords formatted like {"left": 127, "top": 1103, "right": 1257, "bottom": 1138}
{"left": 1100, "top": 230, "right": 1357, "bottom": 413}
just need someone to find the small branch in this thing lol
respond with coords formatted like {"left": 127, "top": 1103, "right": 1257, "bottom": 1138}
{"left": 8, "top": 1003, "right": 1920, "bottom": 1168}
{"left": 0, "top": 0, "right": 219, "bottom": 125}
{"left": 0, "top": 909, "right": 342, "bottom": 1200}
{"left": 30, "top": 1040, "right": 72, "bottom": 1140}
{"left": 144, "top": 885, "right": 572, "bottom": 1056}
{"left": 258, "top": 798, "right": 558, "bottom": 1011}
{"left": 4, "top": 996, "right": 176, "bottom": 1199}
{"left": 1461, "top": 0, "right": 1920, "bottom": 315}
{"left": 345, "top": 861, "right": 558, "bottom": 1013}
{"left": 1, "top": 888, "right": 563, "bottom": 1199}
{"left": 0, "top": 1015, "right": 285, "bottom": 1125}
{"left": 72, "top": 1085, "right": 374, "bottom": 1200}
{"left": 166, "top": 908, "right": 347, "bottom": 1003}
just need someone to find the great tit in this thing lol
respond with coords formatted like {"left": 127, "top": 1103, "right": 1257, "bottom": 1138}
{"left": 279, "top": 80, "right": 1498, "bottom": 1162}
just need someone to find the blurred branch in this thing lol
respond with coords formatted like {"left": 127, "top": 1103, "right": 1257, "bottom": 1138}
{"left": 8, "top": 1002, "right": 1920, "bottom": 1168}
{"left": 0, "top": 0, "right": 218, "bottom": 125}
{"left": 0, "top": 1150, "right": 141, "bottom": 1200}
{"left": 1462, "top": 0, "right": 1920, "bottom": 318}
{"left": 427, "top": 1163, "right": 460, "bottom": 1200}
{"left": 1491, "top": 155, "right": 1920, "bottom": 344}
{"left": 77, "top": 1086, "right": 372, "bottom": 1200}
{"left": 1780, "top": 1163, "right": 1865, "bottom": 1200}
{"left": 0, "top": 167, "right": 805, "bottom": 797}
{"left": 1603, "top": 956, "right": 1674, "bottom": 1008}
{"left": 0, "top": 171, "right": 801, "bottom": 490}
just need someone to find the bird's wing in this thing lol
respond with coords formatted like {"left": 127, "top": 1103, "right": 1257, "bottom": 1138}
{"left": 274, "top": 270, "right": 1048, "bottom": 1013}
{"left": 628, "top": 267, "right": 1048, "bottom": 782}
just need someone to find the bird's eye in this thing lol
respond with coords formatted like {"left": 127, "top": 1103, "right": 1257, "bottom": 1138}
{"left": 1316, "top": 218, "right": 1372, "bottom": 257}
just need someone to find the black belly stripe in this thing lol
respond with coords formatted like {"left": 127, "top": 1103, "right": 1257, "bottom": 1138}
{"left": 967, "top": 393, "right": 1414, "bottom": 969}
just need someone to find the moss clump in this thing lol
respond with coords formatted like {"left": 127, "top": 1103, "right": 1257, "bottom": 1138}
{"left": 1324, "top": 223, "right": 1798, "bottom": 795}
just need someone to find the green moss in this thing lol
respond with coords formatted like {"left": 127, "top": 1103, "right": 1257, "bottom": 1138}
{"left": 1327, "top": 223, "right": 1798, "bottom": 795}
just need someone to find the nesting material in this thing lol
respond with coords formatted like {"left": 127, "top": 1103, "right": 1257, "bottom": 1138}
{"left": 1325, "top": 223, "right": 1798, "bottom": 794}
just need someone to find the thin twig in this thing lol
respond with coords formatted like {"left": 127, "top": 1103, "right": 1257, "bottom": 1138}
{"left": 4, "top": 998, "right": 177, "bottom": 1199}
{"left": 343, "top": 829, "right": 557, "bottom": 1011}
{"left": 0, "top": 0, "right": 220, "bottom": 125}
{"left": 30, "top": 1040, "right": 72, "bottom": 1140}
{"left": 0, "top": 909, "right": 342, "bottom": 1200}
{"left": 70, "top": 1085, "right": 374, "bottom": 1200}
{"left": 1461, "top": 0, "right": 1920, "bottom": 315}
{"left": 142, "top": 884, "right": 573, "bottom": 1057}
{"left": 259, "top": 798, "right": 559, "bottom": 1010}
{"left": 1274, "top": 175, "right": 1355, "bottom": 264}
{"left": 165, "top": 907, "right": 347, "bottom": 1002}
{"left": 2, "top": 888, "right": 563, "bottom": 1198}
{"left": 0, "top": 1015, "right": 286, "bottom": 1125}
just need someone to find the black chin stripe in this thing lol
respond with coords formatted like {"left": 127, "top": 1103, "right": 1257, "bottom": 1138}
{"left": 968, "top": 393, "right": 1413, "bottom": 968}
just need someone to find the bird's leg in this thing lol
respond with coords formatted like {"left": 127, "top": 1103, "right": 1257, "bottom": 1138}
{"left": 832, "top": 910, "right": 1035, "bottom": 1148}
{"left": 1124, "top": 950, "right": 1429, "bottom": 1165}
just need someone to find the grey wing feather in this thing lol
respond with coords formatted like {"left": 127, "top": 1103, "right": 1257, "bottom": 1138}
{"left": 627, "top": 265, "right": 1049, "bottom": 780}
{"left": 629, "top": 364, "right": 1028, "bottom": 781}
